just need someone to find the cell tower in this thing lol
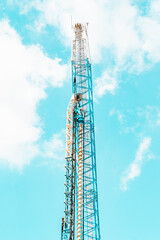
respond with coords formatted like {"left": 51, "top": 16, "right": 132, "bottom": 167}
{"left": 61, "top": 23, "right": 100, "bottom": 240}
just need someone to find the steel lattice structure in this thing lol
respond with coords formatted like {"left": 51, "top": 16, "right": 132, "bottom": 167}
{"left": 61, "top": 23, "right": 100, "bottom": 240}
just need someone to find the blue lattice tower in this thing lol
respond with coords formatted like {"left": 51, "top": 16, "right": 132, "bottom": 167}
{"left": 61, "top": 23, "right": 100, "bottom": 240}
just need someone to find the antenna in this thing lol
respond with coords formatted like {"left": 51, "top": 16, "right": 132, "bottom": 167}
{"left": 71, "top": 15, "right": 73, "bottom": 29}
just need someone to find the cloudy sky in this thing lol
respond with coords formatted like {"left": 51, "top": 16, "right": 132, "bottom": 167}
{"left": 0, "top": 0, "right": 160, "bottom": 239}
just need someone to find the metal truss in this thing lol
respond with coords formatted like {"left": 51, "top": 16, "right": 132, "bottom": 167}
{"left": 62, "top": 96, "right": 76, "bottom": 240}
{"left": 61, "top": 23, "right": 100, "bottom": 240}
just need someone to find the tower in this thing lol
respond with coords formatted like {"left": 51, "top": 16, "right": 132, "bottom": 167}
{"left": 61, "top": 23, "right": 100, "bottom": 240}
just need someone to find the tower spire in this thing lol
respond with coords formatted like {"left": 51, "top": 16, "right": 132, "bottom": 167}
{"left": 61, "top": 22, "right": 100, "bottom": 240}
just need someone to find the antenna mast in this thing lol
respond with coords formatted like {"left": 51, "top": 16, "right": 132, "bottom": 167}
{"left": 61, "top": 23, "right": 100, "bottom": 240}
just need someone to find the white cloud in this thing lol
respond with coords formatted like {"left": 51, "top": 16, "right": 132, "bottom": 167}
{"left": 109, "top": 108, "right": 125, "bottom": 124}
{"left": 41, "top": 130, "right": 65, "bottom": 168}
{"left": 120, "top": 137, "right": 152, "bottom": 191}
{"left": 94, "top": 70, "right": 118, "bottom": 97}
{"left": 20, "top": 0, "right": 160, "bottom": 96}
{"left": 27, "top": 0, "right": 160, "bottom": 64}
{"left": 0, "top": 19, "right": 67, "bottom": 169}
{"left": 137, "top": 106, "right": 160, "bottom": 128}
{"left": 150, "top": 0, "right": 160, "bottom": 22}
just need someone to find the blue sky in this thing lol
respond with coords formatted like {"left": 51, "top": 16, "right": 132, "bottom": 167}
{"left": 0, "top": 0, "right": 160, "bottom": 239}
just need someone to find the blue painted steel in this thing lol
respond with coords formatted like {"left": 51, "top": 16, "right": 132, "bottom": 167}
{"left": 62, "top": 46, "right": 100, "bottom": 240}
{"left": 73, "top": 58, "right": 100, "bottom": 239}
{"left": 63, "top": 156, "right": 72, "bottom": 239}
{"left": 62, "top": 115, "right": 76, "bottom": 240}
